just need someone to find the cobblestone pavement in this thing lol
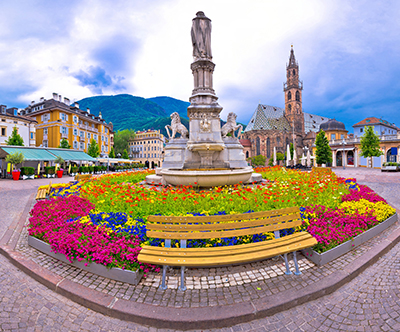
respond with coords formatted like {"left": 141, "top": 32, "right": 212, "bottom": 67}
{"left": 0, "top": 168, "right": 399, "bottom": 331}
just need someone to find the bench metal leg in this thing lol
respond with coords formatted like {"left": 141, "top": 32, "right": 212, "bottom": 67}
{"left": 284, "top": 253, "right": 292, "bottom": 275}
{"left": 160, "top": 265, "right": 168, "bottom": 290}
{"left": 178, "top": 266, "right": 186, "bottom": 291}
{"left": 293, "top": 251, "right": 301, "bottom": 275}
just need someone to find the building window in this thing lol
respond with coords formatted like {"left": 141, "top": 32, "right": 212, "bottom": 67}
{"left": 360, "top": 128, "right": 363, "bottom": 133}
{"left": 73, "top": 116, "right": 78, "bottom": 123}
{"left": 62, "top": 126, "right": 67, "bottom": 135}
{"left": 73, "top": 128, "right": 77, "bottom": 136}
{"left": 30, "top": 132, "right": 34, "bottom": 139}
{"left": 80, "top": 142, "right": 84, "bottom": 150}
{"left": 80, "top": 131, "right": 84, "bottom": 138}
{"left": 331, "top": 134, "right": 336, "bottom": 140}
{"left": 256, "top": 137, "right": 261, "bottom": 156}
{"left": 43, "top": 128, "right": 48, "bottom": 135}
{"left": 341, "top": 134, "right": 344, "bottom": 139}
{"left": 293, "top": 69, "right": 295, "bottom": 75}
{"left": 295, "top": 91, "right": 300, "bottom": 101}
{"left": 94, "top": 134, "right": 98, "bottom": 141}
{"left": 287, "top": 91, "right": 292, "bottom": 100}
{"left": 266, "top": 138, "right": 270, "bottom": 158}
{"left": 87, "top": 132, "right": 91, "bottom": 139}
{"left": 73, "top": 141, "right": 78, "bottom": 149}
{"left": 288, "top": 104, "right": 292, "bottom": 112}
{"left": 1, "top": 127, "right": 6, "bottom": 136}
{"left": 43, "top": 140, "right": 48, "bottom": 147}
{"left": 61, "top": 113, "right": 66, "bottom": 121}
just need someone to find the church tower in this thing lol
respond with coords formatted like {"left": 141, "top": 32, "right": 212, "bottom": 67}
{"left": 284, "top": 46, "right": 304, "bottom": 135}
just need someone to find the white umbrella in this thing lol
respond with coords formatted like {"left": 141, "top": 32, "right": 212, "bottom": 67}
{"left": 306, "top": 149, "right": 312, "bottom": 167}
{"left": 301, "top": 153, "right": 306, "bottom": 166}
{"left": 273, "top": 147, "right": 277, "bottom": 166}
{"left": 293, "top": 148, "right": 297, "bottom": 166}
{"left": 286, "top": 144, "right": 291, "bottom": 167}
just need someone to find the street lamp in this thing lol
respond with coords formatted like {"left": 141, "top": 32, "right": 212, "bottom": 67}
{"left": 341, "top": 138, "right": 346, "bottom": 170}
{"left": 117, "top": 153, "right": 121, "bottom": 158}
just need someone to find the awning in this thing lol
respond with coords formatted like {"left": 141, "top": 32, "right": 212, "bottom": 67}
{"left": 97, "top": 158, "right": 140, "bottom": 164}
{"left": 332, "top": 147, "right": 355, "bottom": 151}
{"left": 47, "top": 148, "right": 97, "bottom": 161}
{"left": 0, "top": 147, "right": 57, "bottom": 161}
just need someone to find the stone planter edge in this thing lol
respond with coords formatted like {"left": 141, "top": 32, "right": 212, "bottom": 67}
{"left": 28, "top": 236, "right": 143, "bottom": 285}
{"left": 302, "top": 213, "right": 398, "bottom": 266}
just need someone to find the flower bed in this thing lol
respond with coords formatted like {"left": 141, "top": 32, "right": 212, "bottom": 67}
{"left": 28, "top": 167, "right": 396, "bottom": 275}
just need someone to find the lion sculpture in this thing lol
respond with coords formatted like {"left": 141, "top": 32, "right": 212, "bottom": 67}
{"left": 165, "top": 112, "right": 189, "bottom": 139}
{"left": 221, "top": 112, "right": 242, "bottom": 138}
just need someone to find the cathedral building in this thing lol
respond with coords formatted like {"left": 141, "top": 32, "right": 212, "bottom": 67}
{"left": 242, "top": 47, "right": 330, "bottom": 163}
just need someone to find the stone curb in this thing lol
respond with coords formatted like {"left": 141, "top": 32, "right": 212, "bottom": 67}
{"left": 1, "top": 224, "right": 400, "bottom": 330}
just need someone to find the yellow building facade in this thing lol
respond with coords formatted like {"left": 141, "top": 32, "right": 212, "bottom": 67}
{"left": 21, "top": 93, "right": 113, "bottom": 155}
{"left": 128, "top": 130, "right": 165, "bottom": 168}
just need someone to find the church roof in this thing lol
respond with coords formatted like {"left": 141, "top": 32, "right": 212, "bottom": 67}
{"left": 244, "top": 104, "right": 331, "bottom": 134}
{"left": 244, "top": 104, "right": 291, "bottom": 132}
{"left": 303, "top": 112, "right": 331, "bottom": 133}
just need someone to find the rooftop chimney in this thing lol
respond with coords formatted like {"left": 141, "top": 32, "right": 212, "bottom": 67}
{"left": 0, "top": 105, "right": 6, "bottom": 114}
{"left": 59, "top": 95, "right": 62, "bottom": 102}
{"left": 31, "top": 101, "right": 35, "bottom": 105}
{"left": 40, "top": 97, "right": 44, "bottom": 102}
{"left": 53, "top": 93, "right": 58, "bottom": 100}
{"left": 74, "top": 102, "right": 79, "bottom": 109}
{"left": 99, "top": 111, "right": 102, "bottom": 119}
{"left": 64, "top": 97, "right": 70, "bottom": 105}
{"left": 87, "top": 108, "right": 90, "bottom": 114}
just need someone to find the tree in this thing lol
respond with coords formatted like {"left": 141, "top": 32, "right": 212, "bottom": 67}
{"left": 58, "top": 138, "right": 71, "bottom": 149}
{"left": 122, "top": 149, "right": 129, "bottom": 159}
{"left": 109, "top": 146, "right": 115, "bottom": 158}
{"left": 315, "top": 130, "right": 332, "bottom": 165}
{"left": 5, "top": 127, "right": 24, "bottom": 146}
{"left": 268, "top": 152, "right": 284, "bottom": 166}
{"left": 5, "top": 151, "right": 25, "bottom": 170}
{"left": 114, "top": 129, "right": 135, "bottom": 155}
{"left": 360, "top": 126, "right": 383, "bottom": 168}
{"left": 87, "top": 138, "right": 100, "bottom": 158}
{"left": 248, "top": 154, "right": 266, "bottom": 166}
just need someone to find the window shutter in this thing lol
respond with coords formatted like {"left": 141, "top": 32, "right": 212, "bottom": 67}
{"left": 41, "top": 115, "right": 43, "bottom": 121}
{"left": 60, "top": 126, "right": 62, "bottom": 134}
{"left": 66, "top": 114, "right": 68, "bottom": 121}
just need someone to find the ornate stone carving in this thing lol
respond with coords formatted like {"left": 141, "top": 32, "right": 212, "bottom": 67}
{"left": 221, "top": 112, "right": 243, "bottom": 138}
{"left": 188, "top": 111, "right": 220, "bottom": 119}
{"left": 165, "top": 112, "right": 189, "bottom": 139}
{"left": 200, "top": 117, "right": 211, "bottom": 132}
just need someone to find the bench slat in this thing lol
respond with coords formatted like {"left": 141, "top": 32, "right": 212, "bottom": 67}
{"left": 147, "top": 212, "right": 301, "bottom": 232}
{"left": 147, "top": 218, "right": 302, "bottom": 240}
{"left": 148, "top": 206, "right": 299, "bottom": 224}
{"left": 139, "top": 234, "right": 317, "bottom": 267}
{"left": 140, "top": 232, "right": 311, "bottom": 256}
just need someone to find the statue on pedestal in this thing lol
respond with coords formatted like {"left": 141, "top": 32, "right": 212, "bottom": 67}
{"left": 191, "top": 11, "right": 212, "bottom": 60}
{"left": 165, "top": 112, "right": 189, "bottom": 139}
{"left": 221, "top": 113, "right": 243, "bottom": 138}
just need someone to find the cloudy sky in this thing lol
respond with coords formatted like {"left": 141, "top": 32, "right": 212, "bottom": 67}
{"left": 1, "top": 0, "right": 400, "bottom": 132}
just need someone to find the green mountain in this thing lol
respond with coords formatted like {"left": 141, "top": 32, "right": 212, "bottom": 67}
{"left": 77, "top": 94, "right": 168, "bottom": 132}
{"left": 147, "top": 96, "right": 189, "bottom": 119}
{"left": 76, "top": 94, "right": 245, "bottom": 137}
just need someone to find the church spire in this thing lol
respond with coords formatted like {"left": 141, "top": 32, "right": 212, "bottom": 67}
{"left": 287, "top": 45, "right": 297, "bottom": 68}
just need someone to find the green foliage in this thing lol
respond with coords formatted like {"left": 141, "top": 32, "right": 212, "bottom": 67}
{"left": 114, "top": 129, "right": 135, "bottom": 155}
{"left": 5, "top": 127, "right": 24, "bottom": 146}
{"left": 58, "top": 139, "right": 71, "bottom": 149}
{"left": 87, "top": 138, "right": 100, "bottom": 158}
{"left": 268, "top": 152, "right": 284, "bottom": 166}
{"left": 383, "top": 162, "right": 400, "bottom": 167}
{"left": 248, "top": 154, "right": 266, "bottom": 166}
{"left": 109, "top": 146, "right": 115, "bottom": 158}
{"left": 45, "top": 166, "right": 55, "bottom": 175}
{"left": 122, "top": 149, "right": 129, "bottom": 159}
{"left": 360, "top": 126, "right": 383, "bottom": 158}
{"left": 5, "top": 151, "right": 25, "bottom": 167}
{"left": 55, "top": 156, "right": 64, "bottom": 164}
{"left": 315, "top": 130, "right": 332, "bottom": 165}
{"left": 20, "top": 167, "right": 35, "bottom": 176}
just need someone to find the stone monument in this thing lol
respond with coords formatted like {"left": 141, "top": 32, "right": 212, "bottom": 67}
{"left": 147, "top": 12, "right": 257, "bottom": 187}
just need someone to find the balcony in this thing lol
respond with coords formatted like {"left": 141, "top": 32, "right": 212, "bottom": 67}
{"left": 61, "top": 133, "right": 68, "bottom": 139}
{"left": 79, "top": 136, "right": 85, "bottom": 142}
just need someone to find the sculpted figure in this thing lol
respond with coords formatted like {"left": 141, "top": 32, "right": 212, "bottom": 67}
{"left": 191, "top": 11, "right": 212, "bottom": 60}
{"left": 221, "top": 113, "right": 243, "bottom": 138}
{"left": 165, "top": 112, "right": 189, "bottom": 139}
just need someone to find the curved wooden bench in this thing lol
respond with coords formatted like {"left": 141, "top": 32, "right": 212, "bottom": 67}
{"left": 138, "top": 206, "right": 317, "bottom": 291}
{"left": 74, "top": 174, "right": 92, "bottom": 181}
{"left": 35, "top": 181, "right": 52, "bottom": 200}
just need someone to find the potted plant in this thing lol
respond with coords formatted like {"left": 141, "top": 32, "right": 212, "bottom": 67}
{"left": 45, "top": 166, "right": 56, "bottom": 178}
{"left": 55, "top": 156, "right": 65, "bottom": 178}
{"left": 21, "top": 167, "right": 35, "bottom": 180}
{"left": 5, "top": 151, "right": 25, "bottom": 181}
{"left": 71, "top": 166, "right": 78, "bottom": 176}
{"left": 382, "top": 162, "right": 400, "bottom": 172}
